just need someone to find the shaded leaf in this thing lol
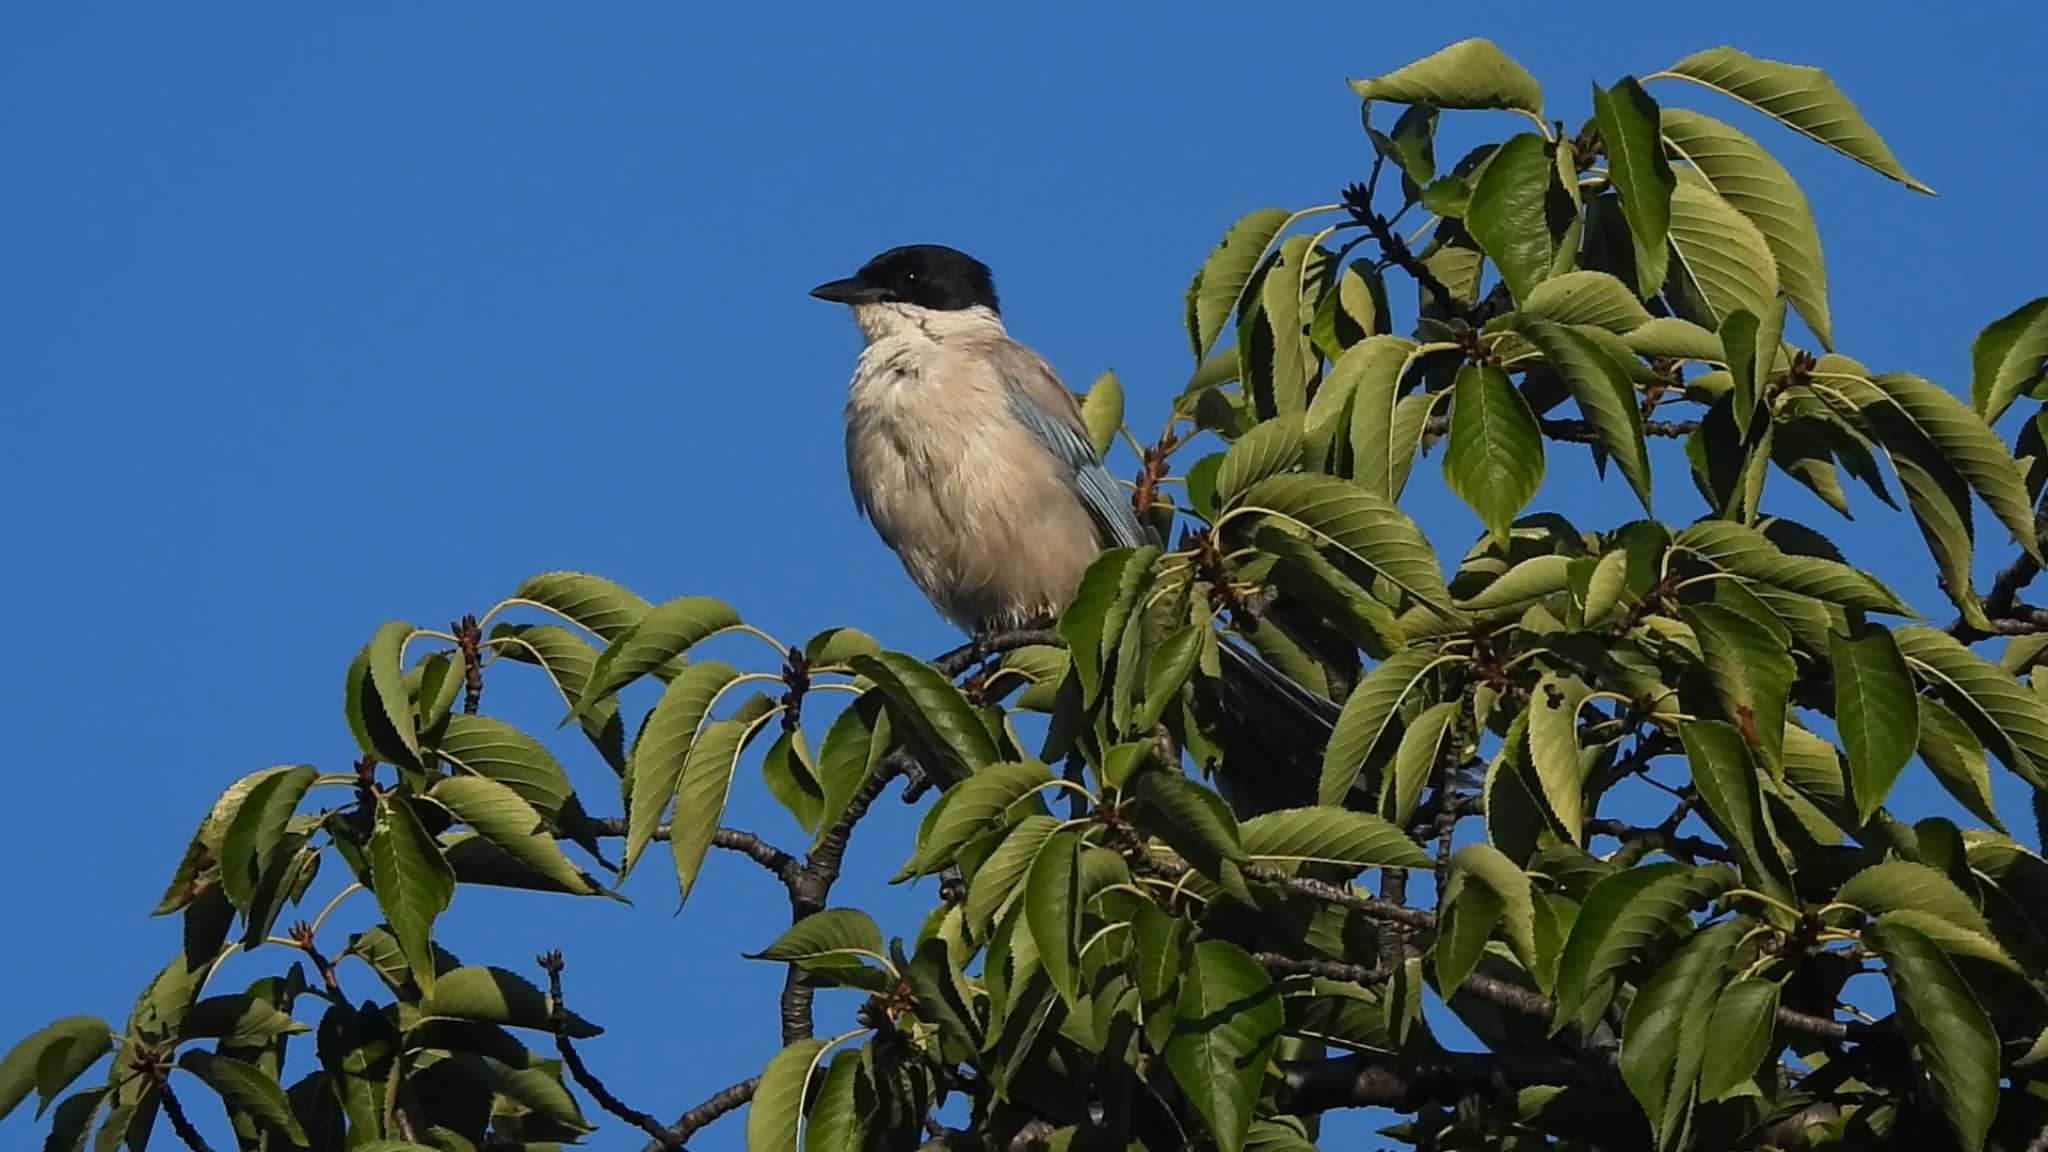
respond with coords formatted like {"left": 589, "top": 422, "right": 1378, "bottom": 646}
{"left": 1591, "top": 77, "right": 1674, "bottom": 298}
{"left": 427, "top": 775, "right": 598, "bottom": 896}
{"left": 1830, "top": 624, "right": 1917, "bottom": 822}
{"left": 623, "top": 660, "right": 741, "bottom": 876}
{"left": 368, "top": 795, "right": 455, "bottom": 994}
{"left": 1165, "top": 940, "right": 1282, "bottom": 1152}
{"left": 1465, "top": 133, "right": 1556, "bottom": 302}
{"left": 1864, "top": 919, "right": 1996, "bottom": 1151}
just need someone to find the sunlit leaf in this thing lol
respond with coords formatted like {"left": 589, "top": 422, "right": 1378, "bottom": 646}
{"left": 1591, "top": 77, "right": 1674, "bottom": 298}
{"left": 1348, "top": 38, "right": 1543, "bottom": 114}
{"left": 1443, "top": 364, "right": 1544, "bottom": 545}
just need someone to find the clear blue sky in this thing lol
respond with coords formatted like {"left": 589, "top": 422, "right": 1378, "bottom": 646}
{"left": 5, "top": 4, "right": 2046, "bottom": 1149}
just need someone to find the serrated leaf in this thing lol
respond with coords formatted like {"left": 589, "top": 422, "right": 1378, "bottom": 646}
{"left": 1684, "top": 721, "right": 1793, "bottom": 906}
{"left": 1165, "top": 940, "right": 1282, "bottom": 1152}
{"left": 966, "top": 815, "right": 1060, "bottom": 937}
{"left": 1238, "top": 473, "right": 1450, "bottom": 614}
{"left": 1080, "top": 370, "right": 1124, "bottom": 459}
{"left": 1456, "top": 554, "right": 1572, "bottom": 614}
{"left": 1683, "top": 603, "right": 1792, "bottom": 775}
{"left": 1919, "top": 697, "right": 2002, "bottom": 831}
{"left": 1386, "top": 700, "right": 1459, "bottom": 825}
{"left": 1187, "top": 209, "right": 1292, "bottom": 362}
{"left": 850, "top": 652, "right": 998, "bottom": 788}
{"left": 1660, "top": 107, "right": 1832, "bottom": 348}
{"left": 1619, "top": 923, "right": 1737, "bottom": 1150}
{"left": 749, "top": 909, "right": 887, "bottom": 973}
{"left": 900, "top": 760, "right": 1052, "bottom": 880}
{"left": 1672, "top": 520, "right": 1906, "bottom": 613}
{"left": 802, "top": 1050, "right": 863, "bottom": 1152}
{"left": 429, "top": 715, "right": 572, "bottom": 818}
{"left": 1830, "top": 624, "right": 1917, "bottom": 822}
{"left": 746, "top": 1037, "right": 832, "bottom": 1152}
{"left": 1555, "top": 863, "right": 1728, "bottom": 1033}
{"left": 1026, "top": 828, "right": 1083, "bottom": 1005}
{"left": 1466, "top": 133, "right": 1556, "bottom": 302}
{"left": 1215, "top": 416, "right": 1304, "bottom": 507}
{"left": 1239, "top": 808, "right": 1429, "bottom": 870}
{"left": 1434, "top": 878, "right": 1503, "bottom": 997}
{"left": 1526, "top": 675, "right": 1590, "bottom": 841}
{"left": 1592, "top": 77, "right": 1674, "bottom": 298}
{"left": 1337, "top": 336, "right": 1424, "bottom": 499}
{"left": 671, "top": 716, "right": 774, "bottom": 910}
{"left": 511, "top": 571, "right": 652, "bottom": 641}
{"left": 1898, "top": 626, "right": 2048, "bottom": 788}
{"left": 486, "top": 623, "right": 626, "bottom": 772}
{"left": 1517, "top": 271, "right": 1654, "bottom": 332}
{"left": 1867, "top": 372, "right": 2041, "bottom": 562}
{"left": 1665, "top": 170, "right": 1777, "bottom": 328}
{"left": 1348, "top": 38, "right": 1542, "bottom": 114}
{"left": 369, "top": 795, "right": 455, "bottom": 994}
{"left": 0, "top": 1017, "right": 110, "bottom": 1125}
{"left": 1864, "top": 919, "right": 1996, "bottom": 1151}
{"left": 176, "top": 1051, "right": 306, "bottom": 1147}
{"left": 1443, "top": 364, "right": 1544, "bottom": 545}
{"left": 420, "top": 966, "right": 599, "bottom": 1037}
{"left": 427, "top": 775, "right": 597, "bottom": 895}
{"left": 1451, "top": 844, "right": 1539, "bottom": 973}
{"left": 1698, "top": 978, "right": 1780, "bottom": 1102}
{"left": 1583, "top": 550, "right": 1629, "bottom": 625}
{"left": 1138, "top": 626, "right": 1205, "bottom": 731}
{"left": 622, "top": 660, "right": 740, "bottom": 876}
{"left": 572, "top": 595, "right": 742, "bottom": 716}
{"left": 1836, "top": 860, "right": 2012, "bottom": 968}
{"left": 220, "top": 766, "right": 317, "bottom": 915}
{"left": 1972, "top": 297, "right": 2048, "bottom": 423}
{"left": 1654, "top": 47, "right": 1932, "bottom": 193}
{"left": 366, "top": 621, "right": 422, "bottom": 763}
{"left": 1320, "top": 649, "right": 1452, "bottom": 805}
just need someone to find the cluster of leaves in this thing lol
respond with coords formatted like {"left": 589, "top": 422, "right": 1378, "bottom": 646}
{"left": 13, "top": 35, "right": 2048, "bottom": 1152}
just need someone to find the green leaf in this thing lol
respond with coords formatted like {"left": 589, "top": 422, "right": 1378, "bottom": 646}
{"left": 420, "top": 966, "right": 599, "bottom": 1037}
{"left": 1239, "top": 808, "right": 1429, "bottom": 869}
{"left": 1131, "top": 901, "right": 1187, "bottom": 1054}
{"left": 511, "top": 571, "right": 653, "bottom": 641}
{"left": 219, "top": 765, "right": 317, "bottom": 914}
{"left": 41, "top": 1087, "right": 106, "bottom": 1152}
{"left": 1320, "top": 648, "right": 1452, "bottom": 805}
{"left": 1836, "top": 860, "right": 2012, "bottom": 968}
{"left": 1526, "top": 675, "right": 1590, "bottom": 841}
{"left": 900, "top": 760, "right": 1053, "bottom": 880}
{"left": 1660, "top": 107, "right": 1832, "bottom": 349}
{"left": 746, "top": 1036, "right": 832, "bottom": 1152}
{"left": 1698, "top": 978, "right": 1780, "bottom": 1101}
{"left": 428, "top": 714, "right": 572, "bottom": 817}
{"left": 671, "top": 715, "right": 774, "bottom": 910}
{"left": 176, "top": 1051, "right": 306, "bottom": 1147}
{"left": 802, "top": 626, "right": 881, "bottom": 668}
{"left": 486, "top": 623, "right": 626, "bottom": 772}
{"left": 1347, "top": 38, "right": 1543, "bottom": 114}
{"left": 1124, "top": 768, "right": 1249, "bottom": 902}
{"left": 748, "top": 909, "right": 889, "bottom": 985}
{"left": 1337, "top": 336, "right": 1425, "bottom": 500}
{"left": 1238, "top": 473, "right": 1450, "bottom": 614}
{"left": 1683, "top": 721, "right": 1789, "bottom": 903}
{"left": 1434, "top": 877, "right": 1503, "bottom": 996}
{"left": 813, "top": 692, "right": 889, "bottom": 851}
{"left": 1026, "top": 828, "right": 1083, "bottom": 1006}
{"left": 1215, "top": 415, "right": 1304, "bottom": 507}
{"left": 967, "top": 814, "right": 1059, "bottom": 938}
{"left": 1138, "top": 627, "right": 1205, "bottom": 731}
{"left": 1554, "top": 863, "right": 1728, "bottom": 1033}
{"left": 1654, "top": 47, "right": 1933, "bottom": 194}
{"left": 1672, "top": 520, "right": 1906, "bottom": 614}
{"left": 0, "top": 1017, "right": 111, "bottom": 1124}
{"left": 572, "top": 595, "right": 742, "bottom": 715}
{"left": 1386, "top": 700, "right": 1459, "bottom": 825}
{"left": 1619, "top": 923, "right": 1736, "bottom": 1150}
{"left": 1919, "top": 698, "right": 2002, "bottom": 831}
{"left": 1971, "top": 297, "right": 2048, "bottom": 423}
{"left": 1898, "top": 625, "right": 2048, "bottom": 788}
{"left": 1516, "top": 271, "right": 1654, "bottom": 332}
{"left": 1664, "top": 170, "right": 1777, "bottom": 327}
{"left": 1830, "top": 624, "right": 1918, "bottom": 822}
{"left": 1583, "top": 549, "right": 1629, "bottom": 626}
{"left": 1864, "top": 918, "right": 1996, "bottom": 1151}
{"left": 1868, "top": 371, "right": 2042, "bottom": 562}
{"left": 1080, "top": 370, "right": 1124, "bottom": 459}
{"left": 850, "top": 652, "right": 999, "bottom": 788}
{"left": 178, "top": 995, "right": 308, "bottom": 1048}
{"left": 1443, "top": 364, "right": 1544, "bottom": 545}
{"left": 1060, "top": 546, "right": 1160, "bottom": 703}
{"left": 1465, "top": 133, "right": 1556, "bottom": 303}
{"left": 1682, "top": 602, "right": 1793, "bottom": 775}
{"left": 1165, "top": 940, "right": 1282, "bottom": 1152}
{"left": 1455, "top": 553, "right": 1571, "bottom": 614}
{"left": 1449, "top": 844, "right": 1539, "bottom": 973}
{"left": 428, "top": 775, "right": 598, "bottom": 896}
{"left": 1591, "top": 77, "right": 1674, "bottom": 298}
{"left": 1186, "top": 208, "right": 1291, "bottom": 362}
{"left": 622, "top": 660, "right": 740, "bottom": 876}
{"left": 368, "top": 795, "right": 455, "bottom": 993}
{"left": 1245, "top": 236, "right": 1317, "bottom": 419}
{"left": 760, "top": 727, "right": 824, "bottom": 835}
{"left": 802, "top": 1050, "right": 864, "bottom": 1152}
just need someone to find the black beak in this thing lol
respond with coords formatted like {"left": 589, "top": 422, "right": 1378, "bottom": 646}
{"left": 809, "top": 276, "right": 886, "bottom": 305}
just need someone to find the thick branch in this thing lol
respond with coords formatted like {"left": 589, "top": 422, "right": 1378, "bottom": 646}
{"left": 1256, "top": 952, "right": 1388, "bottom": 985}
{"left": 1949, "top": 508, "right": 2048, "bottom": 639}
{"left": 1275, "top": 1048, "right": 1614, "bottom": 1115}
{"left": 1241, "top": 862, "right": 1438, "bottom": 930}
{"left": 642, "top": 1077, "right": 760, "bottom": 1152}
{"left": 932, "top": 629, "right": 1065, "bottom": 678}
{"left": 1424, "top": 413, "right": 1700, "bottom": 444}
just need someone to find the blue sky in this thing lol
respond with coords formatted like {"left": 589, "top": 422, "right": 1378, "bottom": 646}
{"left": 5, "top": 3, "right": 2046, "bottom": 1149}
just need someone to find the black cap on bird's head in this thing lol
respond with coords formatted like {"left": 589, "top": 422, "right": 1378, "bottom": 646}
{"left": 809, "top": 244, "right": 999, "bottom": 314}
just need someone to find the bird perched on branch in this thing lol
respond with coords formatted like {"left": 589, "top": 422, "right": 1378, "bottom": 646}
{"left": 810, "top": 243, "right": 1338, "bottom": 804}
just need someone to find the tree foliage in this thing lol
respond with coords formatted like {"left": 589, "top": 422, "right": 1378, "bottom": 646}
{"left": 15, "top": 37, "right": 2048, "bottom": 1152}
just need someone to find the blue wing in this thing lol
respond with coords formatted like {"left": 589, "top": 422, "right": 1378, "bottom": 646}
{"left": 994, "top": 351, "right": 1147, "bottom": 550}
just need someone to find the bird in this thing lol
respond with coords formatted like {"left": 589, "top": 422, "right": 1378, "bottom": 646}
{"left": 810, "top": 243, "right": 1339, "bottom": 804}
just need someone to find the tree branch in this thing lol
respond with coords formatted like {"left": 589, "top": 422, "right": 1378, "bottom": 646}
{"left": 583, "top": 821, "right": 803, "bottom": 888}
{"left": 1275, "top": 1048, "right": 1615, "bottom": 1115}
{"left": 538, "top": 951, "right": 681, "bottom": 1150}
{"left": 159, "top": 1080, "right": 216, "bottom": 1152}
{"left": 1256, "top": 952, "right": 1389, "bottom": 985}
{"left": 642, "top": 1077, "right": 760, "bottom": 1152}
{"left": 1585, "top": 818, "right": 1733, "bottom": 864}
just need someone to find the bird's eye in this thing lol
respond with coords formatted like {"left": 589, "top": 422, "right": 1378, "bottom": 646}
{"left": 902, "top": 270, "right": 920, "bottom": 284}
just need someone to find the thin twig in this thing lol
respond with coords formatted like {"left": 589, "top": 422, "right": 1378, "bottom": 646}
{"left": 583, "top": 822, "right": 802, "bottom": 888}
{"left": 159, "top": 1081, "right": 217, "bottom": 1152}
{"left": 1584, "top": 819, "right": 1733, "bottom": 864}
{"left": 538, "top": 951, "right": 681, "bottom": 1149}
